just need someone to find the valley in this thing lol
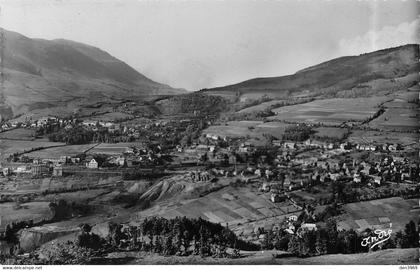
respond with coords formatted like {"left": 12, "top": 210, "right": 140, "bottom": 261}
{"left": 0, "top": 36, "right": 418, "bottom": 265}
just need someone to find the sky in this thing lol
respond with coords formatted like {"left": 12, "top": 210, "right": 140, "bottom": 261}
{"left": 0, "top": 0, "right": 418, "bottom": 91}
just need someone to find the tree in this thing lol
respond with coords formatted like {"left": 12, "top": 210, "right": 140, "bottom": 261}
{"left": 403, "top": 220, "right": 418, "bottom": 248}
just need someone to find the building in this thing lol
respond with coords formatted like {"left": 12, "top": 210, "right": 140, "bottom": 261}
{"left": 271, "top": 193, "right": 285, "bottom": 203}
{"left": 53, "top": 165, "right": 63, "bottom": 176}
{"left": 2, "top": 168, "right": 12, "bottom": 176}
{"left": 86, "top": 159, "right": 98, "bottom": 169}
{"left": 116, "top": 157, "right": 126, "bottom": 166}
{"left": 300, "top": 223, "right": 317, "bottom": 232}
{"left": 31, "top": 164, "right": 49, "bottom": 176}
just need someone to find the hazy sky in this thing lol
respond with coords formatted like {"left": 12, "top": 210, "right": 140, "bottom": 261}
{"left": 0, "top": 0, "right": 418, "bottom": 90}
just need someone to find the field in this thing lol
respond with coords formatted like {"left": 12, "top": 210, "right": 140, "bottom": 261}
{"left": 368, "top": 94, "right": 418, "bottom": 132}
{"left": 347, "top": 130, "right": 418, "bottom": 150}
{"left": 136, "top": 185, "right": 301, "bottom": 238}
{"left": 236, "top": 100, "right": 285, "bottom": 114}
{"left": 87, "top": 142, "right": 145, "bottom": 155}
{"left": 313, "top": 127, "right": 348, "bottom": 140}
{"left": 0, "top": 202, "right": 52, "bottom": 226}
{"left": 268, "top": 97, "right": 389, "bottom": 125}
{"left": 82, "top": 112, "right": 134, "bottom": 122}
{"left": 337, "top": 197, "right": 419, "bottom": 233}
{"left": 0, "top": 128, "right": 35, "bottom": 140}
{"left": 369, "top": 108, "right": 418, "bottom": 131}
{"left": 203, "top": 121, "right": 291, "bottom": 141}
{"left": 0, "top": 140, "right": 65, "bottom": 161}
{"left": 26, "top": 144, "right": 97, "bottom": 159}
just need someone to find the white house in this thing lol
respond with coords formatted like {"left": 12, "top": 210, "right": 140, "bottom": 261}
{"left": 87, "top": 159, "right": 98, "bottom": 169}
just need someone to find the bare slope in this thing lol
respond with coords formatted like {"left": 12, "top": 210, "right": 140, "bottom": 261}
{"left": 0, "top": 28, "right": 184, "bottom": 119}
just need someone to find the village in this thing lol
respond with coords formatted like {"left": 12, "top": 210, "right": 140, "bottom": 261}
{"left": 0, "top": 111, "right": 418, "bottom": 248}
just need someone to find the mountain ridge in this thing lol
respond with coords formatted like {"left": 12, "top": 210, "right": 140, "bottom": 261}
{"left": 202, "top": 44, "right": 419, "bottom": 98}
{"left": 0, "top": 28, "right": 185, "bottom": 120}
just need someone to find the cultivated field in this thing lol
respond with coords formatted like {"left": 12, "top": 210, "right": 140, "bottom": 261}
{"left": 237, "top": 100, "right": 285, "bottom": 114}
{"left": 0, "top": 140, "right": 65, "bottom": 161}
{"left": 136, "top": 185, "right": 301, "bottom": 238}
{"left": 0, "top": 128, "right": 35, "bottom": 140}
{"left": 337, "top": 197, "right": 419, "bottom": 233}
{"left": 203, "top": 121, "right": 291, "bottom": 141}
{"left": 347, "top": 130, "right": 418, "bottom": 149}
{"left": 313, "top": 127, "right": 349, "bottom": 140}
{"left": 87, "top": 142, "right": 145, "bottom": 155}
{"left": 82, "top": 112, "right": 134, "bottom": 122}
{"left": 368, "top": 96, "right": 418, "bottom": 132}
{"left": 0, "top": 202, "right": 52, "bottom": 226}
{"left": 268, "top": 97, "right": 389, "bottom": 125}
{"left": 26, "top": 144, "right": 97, "bottom": 159}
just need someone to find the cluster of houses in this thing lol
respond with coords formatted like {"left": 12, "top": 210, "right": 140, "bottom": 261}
{"left": 189, "top": 171, "right": 212, "bottom": 182}
{"left": 273, "top": 139, "right": 404, "bottom": 153}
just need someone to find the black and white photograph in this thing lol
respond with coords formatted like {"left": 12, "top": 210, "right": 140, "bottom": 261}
{"left": 0, "top": 0, "right": 418, "bottom": 267}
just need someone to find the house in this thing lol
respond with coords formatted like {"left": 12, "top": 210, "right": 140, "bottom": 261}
{"left": 288, "top": 215, "right": 298, "bottom": 222}
{"left": 31, "top": 164, "right": 49, "bottom": 176}
{"left": 60, "top": 156, "right": 70, "bottom": 164}
{"left": 329, "top": 173, "right": 340, "bottom": 181}
{"left": 272, "top": 140, "right": 282, "bottom": 146}
{"left": 87, "top": 159, "right": 98, "bottom": 169}
{"left": 283, "top": 177, "right": 291, "bottom": 188}
{"left": 260, "top": 182, "right": 270, "bottom": 192}
{"left": 300, "top": 223, "right": 317, "bottom": 232}
{"left": 116, "top": 157, "right": 126, "bottom": 166}
{"left": 16, "top": 165, "right": 30, "bottom": 174}
{"left": 388, "top": 144, "right": 397, "bottom": 152}
{"left": 53, "top": 165, "right": 63, "bottom": 176}
{"left": 70, "top": 157, "right": 80, "bottom": 164}
{"left": 283, "top": 142, "right": 296, "bottom": 149}
{"left": 353, "top": 173, "right": 362, "bottom": 183}
{"left": 271, "top": 193, "right": 285, "bottom": 203}
{"left": 2, "top": 168, "right": 12, "bottom": 176}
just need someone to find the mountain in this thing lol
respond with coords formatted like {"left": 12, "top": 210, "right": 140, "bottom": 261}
{"left": 202, "top": 44, "right": 419, "bottom": 99}
{"left": 0, "top": 28, "right": 184, "bottom": 119}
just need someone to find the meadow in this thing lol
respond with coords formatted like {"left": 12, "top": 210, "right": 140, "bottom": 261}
{"left": 203, "top": 120, "right": 291, "bottom": 141}
{"left": 0, "top": 128, "right": 35, "bottom": 140}
{"left": 337, "top": 197, "right": 419, "bottom": 233}
{"left": 268, "top": 97, "right": 389, "bottom": 125}
{"left": 26, "top": 144, "right": 97, "bottom": 159}
{"left": 0, "top": 140, "right": 65, "bottom": 161}
{"left": 137, "top": 185, "right": 301, "bottom": 238}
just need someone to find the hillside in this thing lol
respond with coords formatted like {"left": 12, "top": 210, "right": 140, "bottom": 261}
{"left": 203, "top": 44, "right": 419, "bottom": 99}
{"left": 0, "top": 28, "right": 184, "bottom": 120}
